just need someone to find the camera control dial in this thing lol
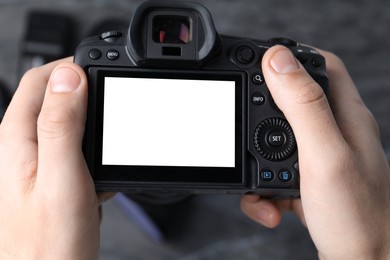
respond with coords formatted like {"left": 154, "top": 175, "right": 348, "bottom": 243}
{"left": 254, "top": 118, "right": 296, "bottom": 161}
{"left": 268, "top": 37, "right": 297, "bottom": 47}
{"left": 101, "top": 31, "right": 123, "bottom": 42}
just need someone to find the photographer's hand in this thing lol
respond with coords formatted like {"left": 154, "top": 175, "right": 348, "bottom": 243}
{"left": 240, "top": 46, "right": 390, "bottom": 259}
{"left": 0, "top": 58, "right": 107, "bottom": 259}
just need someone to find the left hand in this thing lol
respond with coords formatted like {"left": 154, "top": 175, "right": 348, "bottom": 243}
{"left": 0, "top": 58, "right": 109, "bottom": 259}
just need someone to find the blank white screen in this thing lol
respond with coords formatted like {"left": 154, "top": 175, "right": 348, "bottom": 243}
{"left": 102, "top": 77, "right": 236, "bottom": 167}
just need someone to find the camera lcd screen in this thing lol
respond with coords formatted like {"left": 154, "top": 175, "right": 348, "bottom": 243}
{"left": 102, "top": 77, "right": 236, "bottom": 168}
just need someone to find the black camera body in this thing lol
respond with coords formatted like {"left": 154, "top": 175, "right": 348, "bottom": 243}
{"left": 74, "top": 1, "right": 328, "bottom": 198}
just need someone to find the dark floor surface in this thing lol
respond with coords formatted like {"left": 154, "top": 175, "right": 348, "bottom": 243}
{"left": 0, "top": 0, "right": 389, "bottom": 259}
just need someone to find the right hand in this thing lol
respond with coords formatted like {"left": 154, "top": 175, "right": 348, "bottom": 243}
{"left": 241, "top": 46, "right": 390, "bottom": 259}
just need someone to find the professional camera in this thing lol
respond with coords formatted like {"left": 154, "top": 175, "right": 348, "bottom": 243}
{"left": 74, "top": 1, "right": 328, "bottom": 198}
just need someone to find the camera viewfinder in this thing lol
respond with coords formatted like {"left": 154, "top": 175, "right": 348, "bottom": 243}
{"left": 153, "top": 16, "right": 191, "bottom": 44}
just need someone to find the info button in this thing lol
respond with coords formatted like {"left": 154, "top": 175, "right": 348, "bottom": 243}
{"left": 252, "top": 93, "right": 265, "bottom": 105}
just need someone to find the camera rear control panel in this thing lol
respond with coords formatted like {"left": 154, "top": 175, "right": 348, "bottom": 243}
{"left": 228, "top": 37, "right": 327, "bottom": 193}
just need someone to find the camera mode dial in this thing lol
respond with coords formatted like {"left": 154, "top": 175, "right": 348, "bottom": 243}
{"left": 254, "top": 118, "right": 296, "bottom": 161}
{"left": 101, "top": 30, "right": 123, "bottom": 42}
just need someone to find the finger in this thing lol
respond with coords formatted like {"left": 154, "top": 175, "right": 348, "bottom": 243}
{"left": 319, "top": 51, "right": 385, "bottom": 163}
{"left": 35, "top": 62, "right": 93, "bottom": 198}
{"left": 0, "top": 58, "right": 73, "bottom": 190}
{"left": 262, "top": 46, "right": 349, "bottom": 175}
{"left": 274, "top": 199, "right": 307, "bottom": 227}
{"left": 240, "top": 195, "right": 306, "bottom": 228}
{"left": 0, "top": 57, "right": 73, "bottom": 144}
{"left": 240, "top": 195, "right": 282, "bottom": 228}
{"left": 289, "top": 47, "right": 374, "bottom": 140}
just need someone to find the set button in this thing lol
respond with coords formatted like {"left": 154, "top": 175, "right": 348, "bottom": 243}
{"left": 267, "top": 130, "right": 286, "bottom": 147}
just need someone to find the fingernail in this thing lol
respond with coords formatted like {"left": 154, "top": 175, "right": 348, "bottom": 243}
{"left": 270, "top": 48, "right": 300, "bottom": 74}
{"left": 51, "top": 67, "right": 81, "bottom": 93}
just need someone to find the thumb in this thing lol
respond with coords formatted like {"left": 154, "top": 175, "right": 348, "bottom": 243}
{"left": 36, "top": 63, "right": 92, "bottom": 195}
{"left": 262, "top": 46, "right": 347, "bottom": 172}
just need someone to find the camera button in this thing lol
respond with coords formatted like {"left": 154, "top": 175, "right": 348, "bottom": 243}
{"left": 260, "top": 169, "right": 274, "bottom": 181}
{"left": 279, "top": 170, "right": 293, "bottom": 182}
{"left": 293, "top": 161, "right": 299, "bottom": 172}
{"left": 89, "top": 49, "right": 101, "bottom": 60}
{"left": 107, "top": 49, "right": 120, "bottom": 60}
{"left": 236, "top": 45, "right": 255, "bottom": 64}
{"left": 252, "top": 93, "right": 265, "bottom": 105}
{"left": 252, "top": 73, "right": 264, "bottom": 85}
{"left": 267, "top": 130, "right": 286, "bottom": 147}
{"left": 311, "top": 57, "right": 323, "bottom": 67}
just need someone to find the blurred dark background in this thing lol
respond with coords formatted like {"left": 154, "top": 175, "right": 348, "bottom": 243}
{"left": 0, "top": 0, "right": 389, "bottom": 259}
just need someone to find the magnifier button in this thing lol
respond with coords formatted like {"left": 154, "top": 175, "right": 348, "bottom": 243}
{"left": 252, "top": 73, "right": 264, "bottom": 85}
